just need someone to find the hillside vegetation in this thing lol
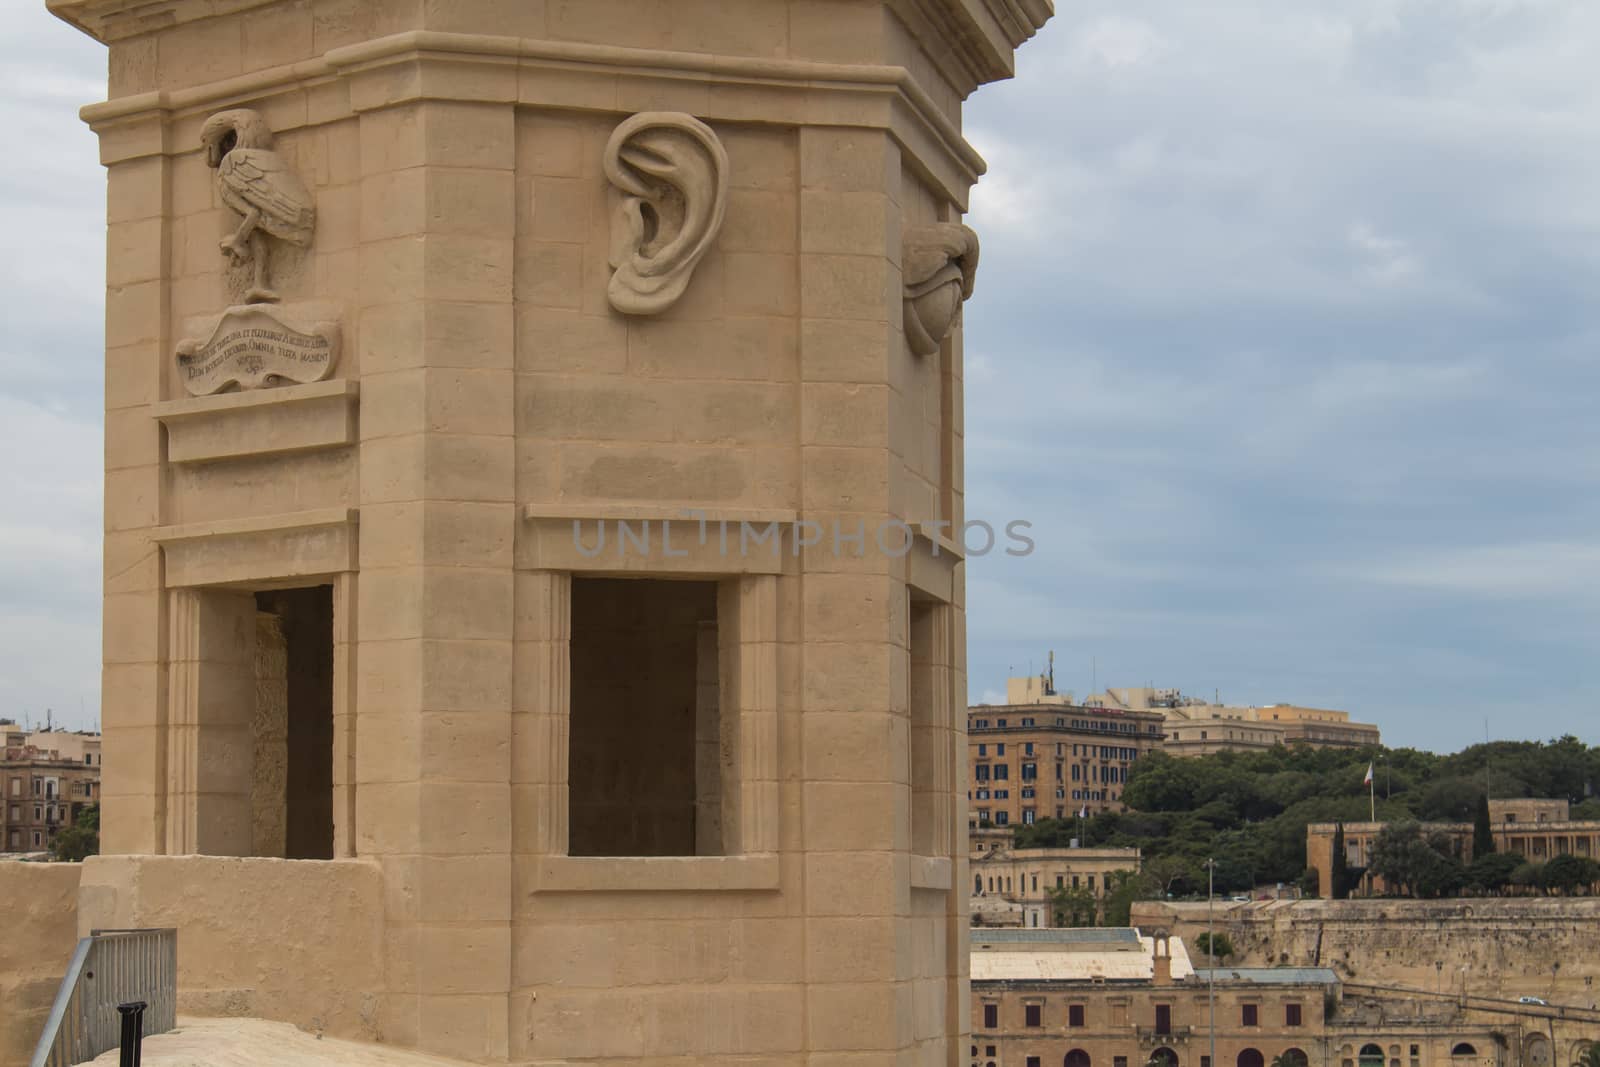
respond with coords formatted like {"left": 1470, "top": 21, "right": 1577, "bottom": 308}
{"left": 1011, "top": 736, "right": 1600, "bottom": 899}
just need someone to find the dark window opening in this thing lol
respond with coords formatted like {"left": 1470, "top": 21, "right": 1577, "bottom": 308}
{"left": 570, "top": 578, "right": 722, "bottom": 857}
{"left": 253, "top": 586, "right": 335, "bottom": 860}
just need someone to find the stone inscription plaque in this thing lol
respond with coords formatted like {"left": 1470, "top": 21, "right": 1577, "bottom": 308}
{"left": 176, "top": 304, "right": 340, "bottom": 396}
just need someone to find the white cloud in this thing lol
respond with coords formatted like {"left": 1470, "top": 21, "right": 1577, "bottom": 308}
{"left": 1348, "top": 222, "right": 1421, "bottom": 284}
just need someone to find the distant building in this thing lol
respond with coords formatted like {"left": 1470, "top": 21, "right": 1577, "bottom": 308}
{"left": 971, "top": 927, "right": 1521, "bottom": 1067}
{"left": 967, "top": 703, "right": 1167, "bottom": 825}
{"left": 1, "top": 725, "right": 102, "bottom": 854}
{"left": 1083, "top": 685, "right": 1382, "bottom": 755}
{"left": 970, "top": 823, "right": 1143, "bottom": 928}
{"left": 1306, "top": 799, "right": 1600, "bottom": 897}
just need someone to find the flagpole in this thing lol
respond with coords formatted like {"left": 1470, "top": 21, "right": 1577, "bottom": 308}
{"left": 1369, "top": 768, "right": 1376, "bottom": 822}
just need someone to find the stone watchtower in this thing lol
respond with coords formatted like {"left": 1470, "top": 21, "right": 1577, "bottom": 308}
{"left": 51, "top": 0, "right": 1050, "bottom": 1061}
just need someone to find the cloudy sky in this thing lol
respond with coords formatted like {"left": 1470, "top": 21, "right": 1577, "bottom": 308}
{"left": 2, "top": 2, "right": 1597, "bottom": 750}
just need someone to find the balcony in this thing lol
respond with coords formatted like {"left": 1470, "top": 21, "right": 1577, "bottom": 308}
{"left": 1137, "top": 1026, "right": 1194, "bottom": 1049}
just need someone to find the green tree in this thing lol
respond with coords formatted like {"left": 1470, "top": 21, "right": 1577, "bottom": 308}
{"left": 1576, "top": 1043, "right": 1600, "bottom": 1067}
{"left": 1467, "top": 851, "right": 1521, "bottom": 895}
{"left": 1194, "top": 932, "right": 1235, "bottom": 960}
{"left": 1473, "top": 794, "right": 1495, "bottom": 857}
{"left": 1511, "top": 861, "right": 1544, "bottom": 893}
{"left": 1370, "top": 823, "right": 1466, "bottom": 898}
{"left": 1542, "top": 854, "right": 1600, "bottom": 896}
{"left": 1048, "top": 884, "right": 1097, "bottom": 927}
{"left": 50, "top": 804, "right": 99, "bottom": 863}
{"left": 1101, "top": 869, "right": 1156, "bottom": 927}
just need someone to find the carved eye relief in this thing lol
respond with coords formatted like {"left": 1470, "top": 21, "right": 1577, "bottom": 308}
{"left": 604, "top": 112, "right": 730, "bottom": 316}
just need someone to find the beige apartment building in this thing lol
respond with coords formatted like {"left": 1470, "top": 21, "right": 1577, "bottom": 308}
{"left": 970, "top": 834, "right": 1143, "bottom": 929}
{"left": 0, "top": 726, "right": 101, "bottom": 853}
{"left": 970, "top": 928, "right": 1559, "bottom": 1067}
{"left": 968, "top": 704, "right": 1167, "bottom": 826}
{"left": 1085, "top": 687, "right": 1382, "bottom": 755}
{"left": 1307, "top": 799, "right": 1600, "bottom": 898}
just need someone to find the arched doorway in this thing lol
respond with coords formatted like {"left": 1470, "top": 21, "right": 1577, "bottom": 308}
{"left": 1360, "top": 1044, "right": 1386, "bottom": 1067}
{"left": 1452, "top": 1045, "right": 1479, "bottom": 1059}
{"left": 1239, "top": 1050, "right": 1265, "bottom": 1067}
{"left": 1066, "top": 1050, "right": 1093, "bottom": 1067}
{"left": 1281, "top": 1049, "right": 1310, "bottom": 1067}
{"left": 1149, "top": 1049, "right": 1180, "bottom": 1067}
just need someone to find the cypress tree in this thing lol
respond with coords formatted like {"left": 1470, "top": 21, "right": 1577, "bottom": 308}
{"left": 1474, "top": 794, "right": 1495, "bottom": 857}
{"left": 1332, "top": 822, "right": 1350, "bottom": 900}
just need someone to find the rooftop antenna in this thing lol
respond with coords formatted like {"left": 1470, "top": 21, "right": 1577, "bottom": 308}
{"left": 1046, "top": 650, "right": 1056, "bottom": 696}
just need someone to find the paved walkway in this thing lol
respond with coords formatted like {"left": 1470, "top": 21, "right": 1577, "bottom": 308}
{"left": 89, "top": 1019, "right": 470, "bottom": 1067}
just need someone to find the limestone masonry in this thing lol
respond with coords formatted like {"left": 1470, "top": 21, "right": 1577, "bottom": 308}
{"left": 23, "top": 0, "right": 1055, "bottom": 1063}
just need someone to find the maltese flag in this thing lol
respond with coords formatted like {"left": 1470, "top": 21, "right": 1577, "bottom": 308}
{"left": 1078, "top": 806, "right": 1088, "bottom": 819}
{"left": 1363, "top": 763, "right": 1375, "bottom": 786}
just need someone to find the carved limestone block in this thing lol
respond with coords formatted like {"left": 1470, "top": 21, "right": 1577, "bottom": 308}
{"left": 175, "top": 302, "right": 340, "bottom": 396}
{"left": 603, "top": 112, "right": 729, "bottom": 316}
{"left": 200, "top": 108, "right": 316, "bottom": 305}
{"left": 902, "top": 223, "right": 981, "bottom": 356}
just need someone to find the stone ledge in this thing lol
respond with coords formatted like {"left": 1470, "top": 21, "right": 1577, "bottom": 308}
{"left": 154, "top": 381, "right": 359, "bottom": 465}
{"left": 530, "top": 853, "right": 781, "bottom": 893}
{"left": 155, "top": 508, "right": 358, "bottom": 588}
{"left": 910, "top": 854, "right": 953, "bottom": 891}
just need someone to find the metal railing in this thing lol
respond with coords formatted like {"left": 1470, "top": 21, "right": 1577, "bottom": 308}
{"left": 30, "top": 929, "right": 177, "bottom": 1067}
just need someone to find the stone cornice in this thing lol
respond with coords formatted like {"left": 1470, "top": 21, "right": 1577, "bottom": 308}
{"left": 51, "top": 0, "right": 1053, "bottom": 59}
{"left": 79, "top": 30, "right": 991, "bottom": 204}
{"left": 47, "top": 0, "right": 278, "bottom": 42}
{"left": 888, "top": 0, "right": 1054, "bottom": 94}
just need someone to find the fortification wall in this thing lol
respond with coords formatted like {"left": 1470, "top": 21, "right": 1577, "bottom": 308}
{"left": 0, "top": 862, "right": 83, "bottom": 1067}
{"left": 1131, "top": 898, "right": 1600, "bottom": 1005}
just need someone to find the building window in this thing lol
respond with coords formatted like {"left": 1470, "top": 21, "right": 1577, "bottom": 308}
{"left": 1022, "top": 762, "right": 1037, "bottom": 780}
{"left": 995, "top": 765, "right": 1009, "bottom": 781}
{"left": 32, "top": 831, "right": 42, "bottom": 847}
{"left": 1116, "top": 1059, "right": 1129, "bottom": 1067}
{"left": 978, "top": 744, "right": 986, "bottom": 756}
{"left": 570, "top": 578, "right": 729, "bottom": 858}
{"left": 996, "top": 812, "right": 1009, "bottom": 826}
{"left": 1023, "top": 809, "right": 1036, "bottom": 825}
{"left": 1242, "top": 1004, "right": 1258, "bottom": 1026}
{"left": 1024, "top": 742, "right": 1034, "bottom": 755}
{"left": 1155, "top": 1005, "right": 1172, "bottom": 1035}
{"left": 997, "top": 743, "right": 1006, "bottom": 755}
{"left": 976, "top": 765, "right": 990, "bottom": 781}
{"left": 1025, "top": 1004, "right": 1041, "bottom": 1027}
{"left": 983, "top": 1003, "right": 998, "bottom": 1029}
{"left": 1069, "top": 1004, "right": 1086, "bottom": 1027}
{"left": 1285, "top": 1003, "right": 1303, "bottom": 1027}
{"left": 1029, "top": 1059, "right": 1042, "bottom": 1067}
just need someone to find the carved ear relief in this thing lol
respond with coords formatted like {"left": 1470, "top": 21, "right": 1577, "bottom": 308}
{"left": 604, "top": 112, "right": 729, "bottom": 316}
{"left": 903, "top": 223, "right": 981, "bottom": 357}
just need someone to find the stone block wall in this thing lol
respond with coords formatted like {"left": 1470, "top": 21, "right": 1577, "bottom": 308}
{"left": 0, "top": 862, "right": 82, "bottom": 1067}
{"left": 1132, "top": 899, "right": 1600, "bottom": 1005}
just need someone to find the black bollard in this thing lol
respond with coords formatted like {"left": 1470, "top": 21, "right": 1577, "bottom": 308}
{"left": 117, "top": 1002, "right": 148, "bottom": 1067}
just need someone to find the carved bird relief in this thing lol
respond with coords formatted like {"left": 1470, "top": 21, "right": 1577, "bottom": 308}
{"left": 200, "top": 109, "right": 316, "bottom": 304}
